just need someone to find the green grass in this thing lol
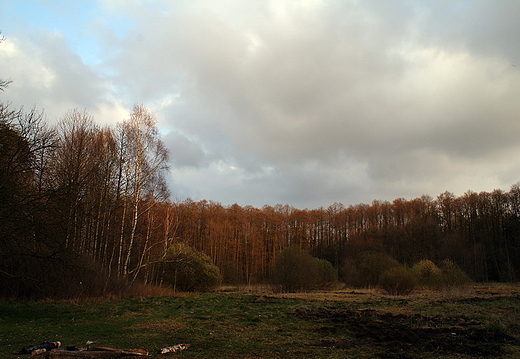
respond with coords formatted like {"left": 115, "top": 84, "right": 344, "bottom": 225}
{"left": 1, "top": 285, "right": 520, "bottom": 358}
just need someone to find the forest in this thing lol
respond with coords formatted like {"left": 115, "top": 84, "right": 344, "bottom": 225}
{"left": 1, "top": 34, "right": 519, "bottom": 297}
{"left": 1, "top": 96, "right": 519, "bottom": 299}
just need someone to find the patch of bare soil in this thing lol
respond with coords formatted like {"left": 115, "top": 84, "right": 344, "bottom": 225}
{"left": 294, "top": 306, "right": 517, "bottom": 358}
{"left": 435, "top": 295, "right": 520, "bottom": 304}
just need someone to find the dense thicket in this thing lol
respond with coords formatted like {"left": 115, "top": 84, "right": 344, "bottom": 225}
{"left": 0, "top": 103, "right": 172, "bottom": 298}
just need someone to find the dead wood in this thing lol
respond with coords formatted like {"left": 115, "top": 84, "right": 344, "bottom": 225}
{"left": 46, "top": 348, "right": 149, "bottom": 358}
{"left": 46, "top": 351, "right": 120, "bottom": 359}
{"left": 89, "top": 347, "right": 148, "bottom": 356}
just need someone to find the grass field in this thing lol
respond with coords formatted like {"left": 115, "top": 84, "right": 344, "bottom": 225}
{"left": 1, "top": 284, "right": 519, "bottom": 358}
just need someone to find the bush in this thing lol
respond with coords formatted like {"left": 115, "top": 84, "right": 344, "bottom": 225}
{"left": 343, "top": 251, "right": 401, "bottom": 288}
{"left": 379, "top": 266, "right": 417, "bottom": 295}
{"left": 273, "top": 246, "right": 316, "bottom": 292}
{"left": 272, "top": 246, "right": 338, "bottom": 292}
{"left": 314, "top": 258, "right": 339, "bottom": 290}
{"left": 439, "top": 259, "right": 472, "bottom": 289}
{"left": 412, "top": 260, "right": 443, "bottom": 289}
{"left": 159, "top": 242, "right": 222, "bottom": 292}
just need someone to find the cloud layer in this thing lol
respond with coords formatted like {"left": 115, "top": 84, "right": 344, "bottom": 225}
{"left": 2, "top": 0, "right": 520, "bottom": 208}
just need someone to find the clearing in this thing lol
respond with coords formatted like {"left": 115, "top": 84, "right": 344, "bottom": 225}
{"left": 1, "top": 284, "right": 519, "bottom": 358}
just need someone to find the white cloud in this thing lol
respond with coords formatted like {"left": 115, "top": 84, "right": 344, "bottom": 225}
{"left": 92, "top": 99, "right": 130, "bottom": 127}
{"left": 0, "top": 31, "right": 131, "bottom": 125}
{"left": 3, "top": 0, "right": 520, "bottom": 208}
{"left": 99, "top": 0, "right": 520, "bottom": 206}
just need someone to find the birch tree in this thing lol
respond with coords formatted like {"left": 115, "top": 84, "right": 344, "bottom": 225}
{"left": 115, "top": 105, "right": 169, "bottom": 279}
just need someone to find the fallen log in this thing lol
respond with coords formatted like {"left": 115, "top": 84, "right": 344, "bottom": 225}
{"left": 159, "top": 344, "right": 190, "bottom": 354}
{"left": 14, "top": 341, "right": 61, "bottom": 355}
{"left": 89, "top": 347, "right": 148, "bottom": 356}
{"left": 46, "top": 348, "right": 149, "bottom": 358}
{"left": 46, "top": 351, "right": 120, "bottom": 359}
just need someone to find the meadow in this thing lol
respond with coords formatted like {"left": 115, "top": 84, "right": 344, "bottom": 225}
{"left": 2, "top": 284, "right": 519, "bottom": 359}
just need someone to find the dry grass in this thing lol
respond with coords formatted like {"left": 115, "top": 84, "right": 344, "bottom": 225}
{"left": 121, "top": 282, "right": 181, "bottom": 297}
{"left": 2, "top": 283, "right": 519, "bottom": 358}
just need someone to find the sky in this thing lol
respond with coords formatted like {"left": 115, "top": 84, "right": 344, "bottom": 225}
{"left": 2, "top": 0, "right": 520, "bottom": 209}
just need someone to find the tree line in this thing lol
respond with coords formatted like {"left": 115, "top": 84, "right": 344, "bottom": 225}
{"left": 169, "top": 189, "right": 519, "bottom": 285}
{"left": 2, "top": 100, "right": 520, "bottom": 298}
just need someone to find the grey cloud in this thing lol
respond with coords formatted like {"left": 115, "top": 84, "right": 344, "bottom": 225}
{"left": 6, "top": 0, "right": 520, "bottom": 208}
{"left": 37, "top": 33, "right": 104, "bottom": 106}
{"left": 114, "top": 1, "right": 520, "bottom": 207}
{"left": 165, "top": 132, "right": 208, "bottom": 168}
{"left": 419, "top": 1, "right": 520, "bottom": 62}
{"left": 2, "top": 30, "right": 113, "bottom": 123}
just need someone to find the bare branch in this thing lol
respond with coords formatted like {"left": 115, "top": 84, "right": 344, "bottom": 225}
{"left": 0, "top": 31, "right": 13, "bottom": 91}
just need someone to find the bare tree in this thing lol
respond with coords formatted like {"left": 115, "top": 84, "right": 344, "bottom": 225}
{"left": 50, "top": 109, "right": 99, "bottom": 250}
{"left": 114, "top": 105, "right": 170, "bottom": 279}
{"left": 0, "top": 32, "right": 13, "bottom": 91}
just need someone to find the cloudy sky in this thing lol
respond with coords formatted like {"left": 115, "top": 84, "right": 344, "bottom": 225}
{"left": 2, "top": 0, "right": 520, "bottom": 209}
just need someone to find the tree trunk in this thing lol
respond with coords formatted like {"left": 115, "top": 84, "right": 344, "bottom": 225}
{"left": 47, "top": 347, "right": 148, "bottom": 358}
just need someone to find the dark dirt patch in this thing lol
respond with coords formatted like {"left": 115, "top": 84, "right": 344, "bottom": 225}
{"left": 435, "top": 295, "right": 520, "bottom": 304}
{"left": 294, "top": 306, "right": 517, "bottom": 358}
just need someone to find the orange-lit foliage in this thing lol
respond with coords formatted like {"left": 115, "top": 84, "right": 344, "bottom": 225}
{"left": 165, "top": 187, "right": 520, "bottom": 284}
{"left": 2, "top": 103, "right": 520, "bottom": 298}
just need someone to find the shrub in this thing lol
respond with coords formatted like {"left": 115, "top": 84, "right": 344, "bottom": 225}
{"left": 412, "top": 260, "right": 443, "bottom": 289}
{"left": 379, "top": 266, "right": 417, "bottom": 295}
{"left": 439, "top": 259, "right": 472, "bottom": 289}
{"left": 273, "top": 246, "right": 316, "bottom": 292}
{"left": 313, "top": 258, "right": 339, "bottom": 290}
{"left": 159, "top": 242, "right": 222, "bottom": 292}
{"left": 343, "top": 251, "right": 401, "bottom": 288}
{"left": 272, "top": 246, "right": 338, "bottom": 292}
